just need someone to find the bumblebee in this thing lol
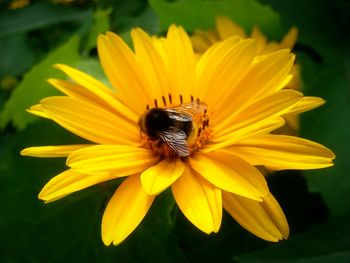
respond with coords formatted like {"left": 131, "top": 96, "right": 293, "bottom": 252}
{"left": 139, "top": 101, "right": 207, "bottom": 157}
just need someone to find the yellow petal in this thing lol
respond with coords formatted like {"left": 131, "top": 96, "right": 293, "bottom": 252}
{"left": 191, "top": 29, "right": 220, "bottom": 53}
{"left": 285, "top": 64, "right": 301, "bottom": 90}
{"left": 215, "top": 90, "right": 302, "bottom": 134}
{"left": 223, "top": 192, "right": 289, "bottom": 242}
{"left": 131, "top": 28, "right": 170, "bottom": 102}
{"left": 191, "top": 30, "right": 214, "bottom": 53}
{"left": 216, "top": 16, "right": 246, "bottom": 39}
{"left": 285, "top": 96, "right": 325, "bottom": 115}
{"left": 211, "top": 90, "right": 303, "bottom": 150}
{"left": 231, "top": 135, "right": 335, "bottom": 170}
{"left": 39, "top": 169, "right": 111, "bottom": 202}
{"left": 172, "top": 167, "right": 222, "bottom": 233}
{"left": 27, "top": 104, "right": 51, "bottom": 119}
{"left": 211, "top": 117, "right": 285, "bottom": 143}
{"left": 54, "top": 63, "right": 138, "bottom": 123}
{"left": 40, "top": 96, "right": 139, "bottom": 145}
{"left": 102, "top": 175, "right": 155, "bottom": 246}
{"left": 198, "top": 39, "right": 257, "bottom": 114}
{"left": 47, "top": 78, "right": 123, "bottom": 113}
{"left": 165, "top": 25, "right": 196, "bottom": 103}
{"left": 216, "top": 50, "right": 295, "bottom": 121}
{"left": 250, "top": 26, "right": 267, "bottom": 54}
{"left": 140, "top": 158, "right": 185, "bottom": 195}
{"left": 97, "top": 32, "right": 152, "bottom": 114}
{"left": 280, "top": 27, "right": 298, "bottom": 49}
{"left": 21, "top": 145, "right": 89, "bottom": 157}
{"left": 195, "top": 37, "right": 250, "bottom": 103}
{"left": 204, "top": 118, "right": 286, "bottom": 153}
{"left": 67, "top": 145, "right": 158, "bottom": 174}
{"left": 190, "top": 152, "right": 268, "bottom": 201}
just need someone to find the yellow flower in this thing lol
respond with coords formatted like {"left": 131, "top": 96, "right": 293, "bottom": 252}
{"left": 21, "top": 25, "right": 334, "bottom": 245}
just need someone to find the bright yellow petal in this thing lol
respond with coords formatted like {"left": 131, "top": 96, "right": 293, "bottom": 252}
{"left": 102, "top": 175, "right": 155, "bottom": 246}
{"left": 47, "top": 78, "right": 124, "bottom": 114}
{"left": 54, "top": 63, "right": 138, "bottom": 123}
{"left": 211, "top": 90, "right": 303, "bottom": 149}
{"left": 190, "top": 152, "right": 268, "bottom": 201}
{"left": 230, "top": 135, "right": 335, "bottom": 170}
{"left": 97, "top": 32, "right": 152, "bottom": 114}
{"left": 195, "top": 37, "right": 245, "bottom": 99}
{"left": 21, "top": 145, "right": 89, "bottom": 157}
{"left": 197, "top": 39, "right": 256, "bottom": 113}
{"left": 172, "top": 167, "right": 222, "bottom": 233}
{"left": 216, "top": 16, "right": 246, "bottom": 39}
{"left": 140, "top": 158, "right": 185, "bottom": 195}
{"left": 165, "top": 25, "right": 196, "bottom": 103}
{"left": 223, "top": 192, "right": 289, "bottom": 242}
{"left": 285, "top": 96, "right": 325, "bottom": 115}
{"left": 40, "top": 96, "right": 139, "bottom": 145}
{"left": 67, "top": 145, "right": 158, "bottom": 174}
{"left": 39, "top": 169, "right": 111, "bottom": 202}
{"left": 131, "top": 28, "right": 170, "bottom": 102}
{"left": 204, "top": 118, "right": 285, "bottom": 153}
{"left": 214, "top": 89, "right": 302, "bottom": 134}
{"left": 27, "top": 104, "right": 51, "bottom": 119}
{"left": 216, "top": 50, "right": 295, "bottom": 121}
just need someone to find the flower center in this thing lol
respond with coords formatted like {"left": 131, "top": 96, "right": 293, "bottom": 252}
{"left": 139, "top": 94, "right": 212, "bottom": 158}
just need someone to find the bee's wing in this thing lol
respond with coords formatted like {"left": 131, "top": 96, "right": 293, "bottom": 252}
{"left": 165, "top": 109, "right": 193, "bottom": 122}
{"left": 158, "top": 127, "right": 190, "bottom": 157}
{"left": 170, "top": 101, "right": 207, "bottom": 116}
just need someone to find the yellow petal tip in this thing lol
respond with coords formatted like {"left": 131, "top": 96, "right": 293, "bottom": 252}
{"left": 53, "top": 63, "right": 64, "bottom": 69}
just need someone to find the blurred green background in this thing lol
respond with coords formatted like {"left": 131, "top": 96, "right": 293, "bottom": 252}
{"left": 0, "top": 0, "right": 349, "bottom": 262}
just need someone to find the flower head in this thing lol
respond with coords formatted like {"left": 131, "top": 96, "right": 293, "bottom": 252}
{"left": 22, "top": 25, "right": 335, "bottom": 245}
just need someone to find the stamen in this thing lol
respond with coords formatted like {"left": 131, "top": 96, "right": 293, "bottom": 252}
{"left": 146, "top": 104, "right": 150, "bottom": 110}
{"left": 162, "top": 96, "right": 166, "bottom": 106}
{"left": 203, "top": 119, "right": 209, "bottom": 128}
{"left": 180, "top": 94, "right": 183, "bottom": 104}
{"left": 190, "top": 95, "right": 194, "bottom": 102}
{"left": 168, "top": 93, "right": 172, "bottom": 104}
{"left": 154, "top": 99, "right": 158, "bottom": 108}
{"left": 197, "top": 127, "right": 202, "bottom": 136}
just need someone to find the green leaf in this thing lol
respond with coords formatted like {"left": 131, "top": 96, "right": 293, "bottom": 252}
{"left": 300, "top": 45, "right": 350, "bottom": 217}
{"left": 0, "top": 35, "right": 80, "bottom": 130}
{"left": 0, "top": 34, "right": 35, "bottom": 77}
{"left": 0, "top": 1, "right": 92, "bottom": 37}
{"left": 149, "top": 0, "right": 281, "bottom": 36}
{"left": 84, "top": 8, "right": 112, "bottom": 54}
{"left": 234, "top": 215, "right": 350, "bottom": 263}
{"left": 75, "top": 58, "right": 110, "bottom": 88}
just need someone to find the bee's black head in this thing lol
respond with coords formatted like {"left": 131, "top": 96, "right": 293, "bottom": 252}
{"left": 145, "top": 108, "right": 171, "bottom": 138}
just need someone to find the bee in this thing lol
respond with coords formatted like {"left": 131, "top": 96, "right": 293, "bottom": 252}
{"left": 139, "top": 101, "right": 207, "bottom": 157}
